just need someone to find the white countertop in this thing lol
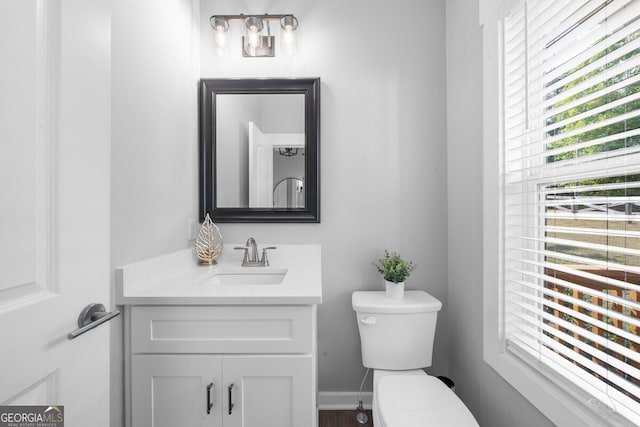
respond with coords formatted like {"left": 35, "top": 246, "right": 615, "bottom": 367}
{"left": 116, "top": 244, "right": 322, "bottom": 305}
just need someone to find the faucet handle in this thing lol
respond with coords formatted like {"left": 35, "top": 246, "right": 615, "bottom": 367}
{"left": 234, "top": 246, "right": 250, "bottom": 265}
{"left": 260, "top": 247, "right": 277, "bottom": 266}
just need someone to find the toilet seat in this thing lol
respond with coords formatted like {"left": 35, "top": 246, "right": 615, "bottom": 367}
{"left": 375, "top": 374, "right": 479, "bottom": 427}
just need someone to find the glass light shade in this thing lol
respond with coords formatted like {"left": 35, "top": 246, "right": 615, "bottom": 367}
{"left": 244, "top": 16, "right": 264, "bottom": 49}
{"left": 211, "top": 16, "right": 229, "bottom": 32}
{"left": 280, "top": 15, "right": 298, "bottom": 32}
{"left": 214, "top": 31, "right": 228, "bottom": 56}
{"left": 280, "top": 15, "right": 298, "bottom": 56}
{"left": 210, "top": 16, "right": 229, "bottom": 56}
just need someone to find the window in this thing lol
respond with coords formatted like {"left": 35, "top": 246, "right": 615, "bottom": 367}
{"left": 499, "top": 0, "right": 640, "bottom": 425}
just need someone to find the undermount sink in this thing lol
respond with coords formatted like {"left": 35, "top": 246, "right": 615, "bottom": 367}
{"left": 202, "top": 267, "right": 288, "bottom": 286}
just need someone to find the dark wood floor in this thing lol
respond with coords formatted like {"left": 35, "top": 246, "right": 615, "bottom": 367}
{"left": 319, "top": 410, "right": 374, "bottom": 427}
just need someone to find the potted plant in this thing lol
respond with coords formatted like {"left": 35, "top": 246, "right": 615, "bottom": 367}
{"left": 373, "top": 250, "right": 416, "bottom": 299}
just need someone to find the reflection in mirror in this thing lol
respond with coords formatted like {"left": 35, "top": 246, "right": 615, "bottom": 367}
{"left": 274, "top": 177, "right": 304, "bottom": 208}
{"left": 216, "top": 94, "right": 304, "bottom": 208}
{"left": 272, "top": 146, "right": 305, "bottom": 207}
{"left": 199, "top": 78, "right": 320, "bottom": 223}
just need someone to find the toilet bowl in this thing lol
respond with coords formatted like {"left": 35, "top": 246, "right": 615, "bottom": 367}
{"left": 352, "top": 291, "right": 479, "bottom": 427}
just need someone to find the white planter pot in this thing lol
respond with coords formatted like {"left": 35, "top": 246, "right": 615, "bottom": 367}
{"left": 385, "top": 280, "right": 405, "bottom": 299}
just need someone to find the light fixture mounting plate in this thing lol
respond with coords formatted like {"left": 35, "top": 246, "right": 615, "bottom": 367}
{"left": 242, "top": 35, "right": 275, "bottom": 57}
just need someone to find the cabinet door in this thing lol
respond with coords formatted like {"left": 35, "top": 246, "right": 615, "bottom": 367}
{"left": 132, "top": 355, "right": 222, "bottom": 427}
{"left": 223, "top": 355, "right": 314, "bottom": 427}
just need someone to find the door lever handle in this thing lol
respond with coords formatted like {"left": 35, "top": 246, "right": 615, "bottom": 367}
{"left": 68, "top": 303, "right": 120, "bottom": 340}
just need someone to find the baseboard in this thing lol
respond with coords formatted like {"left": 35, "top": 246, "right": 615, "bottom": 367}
{"left": 317, "top": 391, "right": 373, "bottom": 410}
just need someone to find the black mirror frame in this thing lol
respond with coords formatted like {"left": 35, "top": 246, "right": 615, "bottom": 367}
{"left": 199, "top": 77, "right": 320, "bottom": 223}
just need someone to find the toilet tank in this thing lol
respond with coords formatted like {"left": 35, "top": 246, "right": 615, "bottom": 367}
{"left": 352, "top": 291, "right": 443, "bottom": 370}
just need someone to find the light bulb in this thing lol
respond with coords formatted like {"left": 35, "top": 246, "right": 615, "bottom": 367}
{"left": 282, "top": 30, "right": 297, "bottom": 56}
{"left": 214, "top": 31, "right": 227, "bottom": 56}
{"left": 280, "top": 15, "right": 298, "bottom": 56}
{"left": 210, "top": 16, "right": 229, "bottom": 56}
{"left": 244, "top": 17, "right": 263, "bottom": 49}
{"left": 247, "top": 30, "right": 260, "bottom": 48}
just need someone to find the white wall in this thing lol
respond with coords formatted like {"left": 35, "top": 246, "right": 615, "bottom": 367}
{"left": 199, "top": 0, "right": 448, "bottom": 393}
{"left": 445, "top": 0, "right": 554, "bottom": 425}
{"left": 111, "top": 0, "right": 200, "bottom": 425}
{"left": 111, "top": 0, "right": 448, "bottom": 422}
{"left": 110, "top": 0, "right": 560, "bottom": 425}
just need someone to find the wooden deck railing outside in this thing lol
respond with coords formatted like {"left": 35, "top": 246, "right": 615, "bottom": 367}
{"left": 544, "top": 267, "right": 639, "bottom": 404}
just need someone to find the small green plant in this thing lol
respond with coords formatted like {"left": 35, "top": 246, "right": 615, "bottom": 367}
{"left": 373, "top": 250, "right": 416, "bottom": 283}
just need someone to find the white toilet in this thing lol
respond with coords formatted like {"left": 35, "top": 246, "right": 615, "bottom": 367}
{"left": 352, "top": 290, "right": 479, "bottom": 427}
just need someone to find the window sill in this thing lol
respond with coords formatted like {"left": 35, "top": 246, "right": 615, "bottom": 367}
{"left": 483, "top": 341, "right": 632, "bottom": 426}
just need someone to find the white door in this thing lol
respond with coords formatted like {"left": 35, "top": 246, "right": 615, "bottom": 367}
{"left": 223, "top": 355, "right": 314, "bottom": 427}
{"left": 0, "top": 0, "right": 111, "bottom": 425}
{"left": 248, "top": 122, "right": 273, "bottom": 208}
{"left": 131, "top": 355, "right": 222, "bottom": 427}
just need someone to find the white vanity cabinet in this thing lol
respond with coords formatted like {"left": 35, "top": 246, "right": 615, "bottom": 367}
{"left": 126, "top": 305, "right": 317, "bottom": 427}
{"left": 116, "top": 245, "right": 322, "bottom": 427}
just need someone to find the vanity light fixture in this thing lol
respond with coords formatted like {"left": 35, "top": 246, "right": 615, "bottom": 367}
{"left": 209, "top": 14, "right": 299, "bottom": 57}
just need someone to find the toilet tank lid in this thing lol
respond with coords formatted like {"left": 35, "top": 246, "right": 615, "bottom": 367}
{"left": 352, "top": 291, "right": 442, "bottom": 314}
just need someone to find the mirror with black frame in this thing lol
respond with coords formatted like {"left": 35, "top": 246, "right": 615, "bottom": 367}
{"left": 199, "top": 78, "right": 320, "bottom": 223}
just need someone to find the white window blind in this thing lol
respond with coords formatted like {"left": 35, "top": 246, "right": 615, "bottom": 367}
{"left": 501, "top": 0, "right": 640, "bottom": 424}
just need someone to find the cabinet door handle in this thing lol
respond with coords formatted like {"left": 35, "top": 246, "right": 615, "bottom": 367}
{"left": 228, "top": 383, "right": 234, "bottom": 415}
{"left": 206, "top": 382, "right": 214, "bottom": 414}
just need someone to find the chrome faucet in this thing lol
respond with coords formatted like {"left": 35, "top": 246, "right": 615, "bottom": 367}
{"left": 234, "top": 238, "right": 276, "bottom": 267}
{"left": 246, "top": 237, "right": 259, "bottom": 263}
